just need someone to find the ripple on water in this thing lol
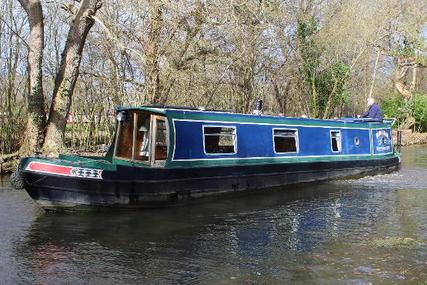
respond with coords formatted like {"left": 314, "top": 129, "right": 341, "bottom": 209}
{"left": 333, "top": 170, "right": 427, "bottom": 190}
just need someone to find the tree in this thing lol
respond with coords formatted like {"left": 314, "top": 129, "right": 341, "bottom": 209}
{"left": 296, "top": 16, "right": 350, "bottom": 119}
{"left": 42, "top": 0, "right": 102, "bottom": 156}
{"left": 145, "top": 0, "right": 162, "bottom": 104}
{"left": 17, "top": 0, "right": 46, "bottom": 156}
{"left": 15, "top": 0, "right": 103, "bottom": 157}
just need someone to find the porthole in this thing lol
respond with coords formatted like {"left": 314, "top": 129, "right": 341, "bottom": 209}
{"left": 354, "top": 136, "right": 360, "bottom": 146}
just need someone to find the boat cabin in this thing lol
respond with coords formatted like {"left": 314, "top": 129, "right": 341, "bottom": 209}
{"left": 109, "top": 106, "right": 394, "bottom": 168}
{"left": 113, "top": 109, "right": 168, "bottom": 166}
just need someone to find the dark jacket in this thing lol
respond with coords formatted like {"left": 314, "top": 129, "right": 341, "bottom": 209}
{"left": 361, "top": 103, "right": 382, "bottom": 119}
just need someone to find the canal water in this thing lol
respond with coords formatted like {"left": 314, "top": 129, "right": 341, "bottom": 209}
{"left": 1, "top": 146, "right": 427, "bottom": 284}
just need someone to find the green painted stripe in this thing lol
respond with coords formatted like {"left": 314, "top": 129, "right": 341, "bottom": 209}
{"left": 24, "top": 157, "right": 117, "bottom": 171}
{"left": 24, "top": 152, "right": 398, "bottom": 171}
{"left": 117, "top": 106, "right": 166, "bottom": 115}
{"left": 166, "top": 153, "right": 398, "bottom": 168}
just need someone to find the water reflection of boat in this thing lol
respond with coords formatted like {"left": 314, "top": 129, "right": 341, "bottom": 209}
{"left": 19, "top": 184, "right": 348, "bottom": 256}
{"left": 19, "top": 106, "right": 400, "bottom": 209}
{"left": 16, "top": 182, "right": 394, "bottom": 283}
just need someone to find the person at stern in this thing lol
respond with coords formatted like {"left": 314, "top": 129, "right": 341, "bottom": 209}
{"left": 359, "top": 97, "right": 382, "bottom": 119}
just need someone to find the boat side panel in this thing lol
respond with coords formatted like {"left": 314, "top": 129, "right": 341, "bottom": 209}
{"left": 172, "top": 120, "right": 376, "bottom": 161}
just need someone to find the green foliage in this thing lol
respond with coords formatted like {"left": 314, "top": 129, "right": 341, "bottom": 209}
{"left": 297, "top": 17, "right": 320, "bottom": 117}
{"left": 390, "top": 37, "right": 427, "bottom": 66}
{"left": 297, "top": 17, "right": 320, "bottom": 68}
{"left": 382, "top": 93, "right": 427, "bottom": 132}
{"left": 297, "top": 17, "right": 350, "bottom": 118}
{"left": 320, "top": 62, "right": 351, "bottom": 103}
{"left": 382, "top": 93, "right": 405, "bottom": 119}
{"left": 414, "top": 94, "right": 427, "bottom": 132}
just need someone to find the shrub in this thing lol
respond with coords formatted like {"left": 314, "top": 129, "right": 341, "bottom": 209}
{"left": 381, "top": 94, "right": 404, "bottom": 119}
{"left": 413, "top": 94, "right": 427, "bottom": 132}
{"left": 0, "top": 103, "right": 27, "bottom": 154}
{"left": 381, "top": 93, "right": 427, "bottom": 132}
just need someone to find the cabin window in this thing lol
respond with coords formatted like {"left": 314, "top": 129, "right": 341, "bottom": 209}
{"left": 203, "top": 126, "right": 236, "bottom": 154}
{"left": 273, "top": 129, "right": 298, "bottom": 153}
{"left": 153, "top": 117, "right": 168, "bottom": 162}
{"left": 115, "top": 111, "right": 135, "bottom": 159}
{"left": 134, "top": 113, "right": 151, "bottom": 161}
{"left": 330, "top": 130, "right": 342, "bottom": 152}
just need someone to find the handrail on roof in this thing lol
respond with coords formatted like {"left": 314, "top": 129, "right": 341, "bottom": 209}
{"left": 116, "top": 104, "right": 231, "bottom": 113}
{"left": 342, "top": 117, "right": 385, "bottom": 123}
{"left": 149, "top": 104, "right": 200, "bottom": 110}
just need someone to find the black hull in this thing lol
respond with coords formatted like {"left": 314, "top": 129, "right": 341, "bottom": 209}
{"left": 22, "top": 156, "right": 400, "bottom": 209}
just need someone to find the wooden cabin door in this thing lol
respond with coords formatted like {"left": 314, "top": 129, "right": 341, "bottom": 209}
{"left": 150, "top": 115, "right": 168, "bottom": 166}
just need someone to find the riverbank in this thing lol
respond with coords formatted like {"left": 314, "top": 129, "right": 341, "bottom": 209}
{"left": 0, "top": 152, "right": 19, "bottom": 176}
{"left": 393, "top": 130, "right": 427, "bottom": 146}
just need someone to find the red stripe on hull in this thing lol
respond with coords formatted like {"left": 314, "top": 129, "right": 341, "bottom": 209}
{"left": 26, "top": 162, "right": 72, "bottom": 176}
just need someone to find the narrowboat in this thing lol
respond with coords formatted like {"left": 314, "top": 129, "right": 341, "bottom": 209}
{"left": 19, "top": 106, "right": 400, "bottom": 209}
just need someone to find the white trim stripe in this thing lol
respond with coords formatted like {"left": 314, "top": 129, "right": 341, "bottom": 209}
{"left": 170, "top": 152, "right": 394, "bottom": 162}
{"left": 172, "top": 118, "right": 376, "bottom": 129}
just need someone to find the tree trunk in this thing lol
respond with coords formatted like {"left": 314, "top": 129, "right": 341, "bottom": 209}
{"left": 17, "top": 0, "right": 46, "bottom": 156}
{"left": 146, "top": 1, "right": 162, "bottom": 104}
{"left": 42, "top": 0, "right": 102, "bottom": 156}
{"left": 409, "top": 63, "right": 418, "bottom": 93}
{"left": 322, "top": 78, "right": 339, "bottom": 119}
{"left": 271, "top": 78, "right": 289, "bottom": 115}
{"left": 394, "top": 57, "right": 412, "bottom": 98}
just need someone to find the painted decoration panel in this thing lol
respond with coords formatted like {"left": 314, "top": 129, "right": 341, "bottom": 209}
{"left": 372, "top": 129, "right": 393, "bottom": 154}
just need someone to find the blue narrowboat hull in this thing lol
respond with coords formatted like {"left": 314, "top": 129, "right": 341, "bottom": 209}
{"left": 22, "top": 155, "right": 400, "bottom": 209}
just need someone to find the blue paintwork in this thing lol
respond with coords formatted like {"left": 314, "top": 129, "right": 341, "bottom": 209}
{"left": 172, "top": 120, "right": 390, "bottom": 160}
